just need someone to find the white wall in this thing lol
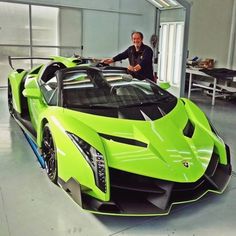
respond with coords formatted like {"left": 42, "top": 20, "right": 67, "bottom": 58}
{"left": 82, "top": 0, "right": 155, "bottom": 59}
{"left": 5, "top": 0, "right": 141, "bottom": 13}
{"left": 118, "top": 0, "right": 156, "bottom": 57}
{"left": 187, "top": 0, "right": 235, "bottom": 68}
{"left": 82, "top": 10, "right": 119, "bottom": 58}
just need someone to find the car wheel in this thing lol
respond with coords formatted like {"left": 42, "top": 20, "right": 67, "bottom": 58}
{"left": 8, "top": 81, "right": 14, "bottom": 116}
{"left": 42, "top": 124, "right": 58, "bottom": 184}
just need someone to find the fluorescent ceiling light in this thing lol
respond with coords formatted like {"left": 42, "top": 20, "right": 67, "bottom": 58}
{"left": 147, "top": 0, "right": 180, "bottom": 9}
{"left": 158, "top": 0, "right": 170, "bottom": 7}
{"left": 146, "top": 0, "right": 163, "bottom": 8}
{"left": 167, "top": 0, "right": 179, "bottom": 6}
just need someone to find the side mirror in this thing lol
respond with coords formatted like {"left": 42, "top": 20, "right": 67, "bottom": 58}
{"left": 23, "top": 87, "right": 41, "bottom": 99}
{"left": 157, "top": 81, "right": 170, "bottom": 90}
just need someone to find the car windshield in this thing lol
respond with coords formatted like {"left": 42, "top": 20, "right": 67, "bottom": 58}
{"left": 62, "top": 69, "right": 174, "bottom": 109}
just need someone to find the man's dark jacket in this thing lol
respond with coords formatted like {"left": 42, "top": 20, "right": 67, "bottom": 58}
{"left": 113, "top": 43, "right": 154, "bottom": 81}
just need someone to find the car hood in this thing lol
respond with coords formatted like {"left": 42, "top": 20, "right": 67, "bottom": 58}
{"left": 63, "top": 99, "right": 215, "bottom": 183}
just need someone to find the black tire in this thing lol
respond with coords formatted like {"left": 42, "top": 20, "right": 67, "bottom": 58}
{"left": 42, "top": 124, "right": 58, "bottom": 184}
{"left": 8, "top": 81, "right": 14, "bottom": 116}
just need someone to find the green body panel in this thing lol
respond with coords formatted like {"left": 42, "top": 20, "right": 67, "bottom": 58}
{"left": 157, "top": 81, "right": 171, "bottom": 90}
{"left": 55, "top": 100, "right": 225, "bottom": 186}
{"left": 50, "top": 56, "right": 78, "bottom": 67}
{"left": 24, "top": 77, "right": 47, "bottom": 131}
{"left": 182, "top": 98, "right": 227, "bottom": 164}
{"left": 39, "top": 108, "right": 109, "bottom": 200}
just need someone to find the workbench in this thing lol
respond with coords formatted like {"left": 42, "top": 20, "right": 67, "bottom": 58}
{"left": 186, "top": 68, "right": 236, "bottom": 105}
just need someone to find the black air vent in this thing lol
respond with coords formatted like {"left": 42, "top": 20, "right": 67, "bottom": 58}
{"left": 183, "top": 119, "right": 195, "bottom": 138}
{"left": 205, "top": 152, "right": 219, "bottom": 177}
{"left": 99, "top": 133, "right": 147, "bottom": 148}
{"left": 109, "top": 168, "right": 167, "bottom": 194}
{"left": 16, "top": 68, "right": 25, "bottom": 73}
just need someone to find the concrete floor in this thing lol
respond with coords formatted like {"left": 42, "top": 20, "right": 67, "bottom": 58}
{"left": 0, "top": 87, "right": 236, "bottom": 236}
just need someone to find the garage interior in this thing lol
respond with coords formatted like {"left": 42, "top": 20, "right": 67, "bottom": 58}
{"left": 0, "top": 0, "right": 236, "bottom": 235}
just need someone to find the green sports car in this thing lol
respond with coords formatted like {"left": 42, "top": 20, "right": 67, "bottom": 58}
{"left": 8, "top": 56, "right": 231, "bottom": 216}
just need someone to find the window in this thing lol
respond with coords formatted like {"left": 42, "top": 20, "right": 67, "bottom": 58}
{"left": 40, "top": 81, "right": 58, "bottom": 106}
{"left": 32, "top": 6, "right": 59, "bottom": 46}
{"left": 0, "top": 46, "right": 30, "bottom": 86}
{"left": 0, "top": 2, "right": 82, "bottom": 87}
{"left": 40, "top": 74, "right": 58, "bottom": 106}
{"left": 0, "top": 2, "right": 30, "bottom": 45}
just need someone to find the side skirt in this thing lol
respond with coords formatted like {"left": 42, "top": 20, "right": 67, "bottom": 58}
{"left": 23, "top": 132, "right": 45, "bottom": 168}
{"left": 13, "top": 110, "right": 36, "bottom": 138}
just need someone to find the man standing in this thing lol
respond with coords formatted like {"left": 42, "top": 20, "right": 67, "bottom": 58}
{"left": 102, "top": 32, "right": 154, "bottom": 81}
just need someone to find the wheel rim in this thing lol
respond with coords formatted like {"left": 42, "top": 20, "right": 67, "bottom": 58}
{"left": 8, "top": 84, "right": 13, "bottom": 115}
{"left": 42, "top": 126, "right": 57, "bottom": 182}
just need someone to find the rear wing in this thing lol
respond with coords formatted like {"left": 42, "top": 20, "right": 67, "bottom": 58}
{"left": 8, "top": 56, "right": 52, "bottom": 70}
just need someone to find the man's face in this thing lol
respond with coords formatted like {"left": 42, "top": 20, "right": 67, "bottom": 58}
{"left": 132, "top": 33, "right": 143, "bottom": 49}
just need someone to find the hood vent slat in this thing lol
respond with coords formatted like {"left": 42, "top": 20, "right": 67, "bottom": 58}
{"left": 99, "top": 133, "right": 147, "bottom": 148}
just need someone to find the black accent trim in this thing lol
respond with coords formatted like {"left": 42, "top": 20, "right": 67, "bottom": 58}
{"left": 13, "top": 110, "right": 36, "bottom": 138}
{"left": 183, "top": 119, "right": 195, "bottom": 138}
{"left": 66, "top": 131, "right": 107, "bottom": 193}
{"left": 40, "top": 62, "right": 66, "bottom": 83}
{"left": 105, "top": 156, "right": 231, "bottom": 214}
{"left": 16, "top": 69, "right": 25, "bottom": 73}
{"left": 58, "top": 177, "right": 83, "bottom": 207}
{"left": 19, "top": 74, "right": 30, "bottom": 118}
{"left": 180, "top": 98, "right": 186, "bottom": 105}
{"left": 110, "top": 168, "right": 165, "bottom": 194}
{"left": 58, "top": 177, "right": 121, "bottom": 213}
{"left": 99, "top": 133, "right": 147, "bottom": 148}
{"left": 205, "top": 152, "right": 219, "bottom": 177}
{"left": 225, "top": 144, "right": 231, "bottom": 165}
{"left": 82, "top": 195, "right": 121, "bottom": 213}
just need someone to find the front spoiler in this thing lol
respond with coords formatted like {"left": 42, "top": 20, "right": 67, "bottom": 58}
{"left": 59, "top": 153, "right": 232, "bottom": 216}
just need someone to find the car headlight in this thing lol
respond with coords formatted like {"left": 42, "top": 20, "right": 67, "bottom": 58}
{"left": 66, "top": 131, "right": 106, "bottom": 193}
